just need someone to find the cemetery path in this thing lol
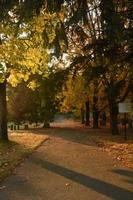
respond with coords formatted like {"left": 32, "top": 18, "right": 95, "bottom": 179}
{"left": 0, "top": 120, "right": 133, "bottom": 200}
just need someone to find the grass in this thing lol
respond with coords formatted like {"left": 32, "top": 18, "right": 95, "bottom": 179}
{"left": 96, "top": 135, "right": 133, "bottom": 168}
{"left": 83, "top": 130, "right": 133, "bottom": 168}
{"left": 0, "top": 131, "right": 49, "bottom": 183}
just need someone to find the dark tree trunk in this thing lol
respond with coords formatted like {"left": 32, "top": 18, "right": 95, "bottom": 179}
{"left": 0, "top": 80, "right": 8, "bottom": 141}
{"left": 43, "top": 121, "right": 50, "bottom": 128}
{"left": 109, "top": 101, "right": 119, "bottom": 135}
{"left": 81, "top": 107, "right": 85, "bottom": 124}
{"left": 93, "top": 110, "right": 99, "bottom": 128}
{"left": 92, "top": 95, "right": 99, "bottom": 128}
{"left": 101, "top": 112, "right": 107, "bottom": 127}
{"left": 128, "top": 120, "right": 132, "bottom": 129}
{"left": 36, "top": 121, "right": 38, "bottom": 127}
{"left": 85, "top": 100, "right": 90, "bottom": 126}
{"left": 107, "top": 82, "right": 119, "bottom": 135}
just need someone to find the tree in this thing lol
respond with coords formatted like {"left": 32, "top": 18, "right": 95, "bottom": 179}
{"left": 7, "top": 83, "right": 40, "bottom": 124}
{"left": 63, "top": 0, "right": 133, "bottom": 134}
{"left": 0, "top": 80, "right": 8, "bottom": 140}
{"left": 0, "top": 5, "right": 60, "bottom": 140}
{"left": 61, "top": 75, "right": 91, "bottom": 121}
{"left": 8, "top": 65, "right": 68, "bottom": 128}
{"left": 39, "top": 67, "right": 68, "bottom": 127}
{"left": 1, "top": 0, "right": 132, "bottom": 138}
{"left": 98, "top": 0, "right": 133, "bottom": 134}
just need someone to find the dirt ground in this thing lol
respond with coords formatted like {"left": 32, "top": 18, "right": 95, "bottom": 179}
{"left": 0, "top": 119, "right": 132, "bottom": 200}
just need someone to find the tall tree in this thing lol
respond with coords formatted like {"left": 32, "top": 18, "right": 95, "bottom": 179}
{"left": 64, "top": 0, "right": 133, "bottom": 134}
{"left": 0, "top": 5, "right": 59, "bottom": 140}
{"left": 0, "top": 80, "right": 8, "bottom": 140}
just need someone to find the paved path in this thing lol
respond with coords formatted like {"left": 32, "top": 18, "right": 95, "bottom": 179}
{"left": 0, "top": 121, "right": 133, "bottom": 200}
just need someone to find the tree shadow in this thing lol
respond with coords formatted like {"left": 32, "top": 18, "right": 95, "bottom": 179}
{"left": 17, "top": 119, "right": 133, "bottom": 147}
{"left": 111, "top": 169, "right": 133, "bottom": 185}
{"left": 33, "top": 124, "right": 131, "bottom": 149}
{"left": 30, "top": 155, "right": 133, "bottom": 200}
{"left": 38, "top": 123, "right": 112, "bottom": 146}
{"left": 112, "top": 169, "right": 133, "bottom": 178}
{"left": 35, "top": 126, "right": 101, "bottom": 148}
{"left": 0, "top": 175, "right": 41, "bottom": 200}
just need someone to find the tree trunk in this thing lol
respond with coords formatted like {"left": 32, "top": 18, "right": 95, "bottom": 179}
{"left": 43, "top": 121, "right": 50, "bottom": 128}
{"left": 85, "top": 100, "right": 90, "bottom": 126}
{"left": 81, "top": 107, "right": 85, "bottom": 124}
{"left": 0, "top": 80, "right": 8, "bottom": 141}
{"left": 92, "top": 95, "right": 99, "bottom": 128}
{"left": 109, "top": 101, "right": 119, "bottom": 135}
{"left": 93, "top": 110, "right": 99, "bottom": 128}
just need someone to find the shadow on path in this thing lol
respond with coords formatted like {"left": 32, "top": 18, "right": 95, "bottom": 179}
{"left": 112, "top": 169, "right": 133, "bottom": 178}
{"left": 35, "top": 127, "right": 104, "bottom": 148}
{"left": 30, "top": 155, "right": 133, "bottom": 200}
{"left": 111, "top": 169, "right": 133, "bottom": 185}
